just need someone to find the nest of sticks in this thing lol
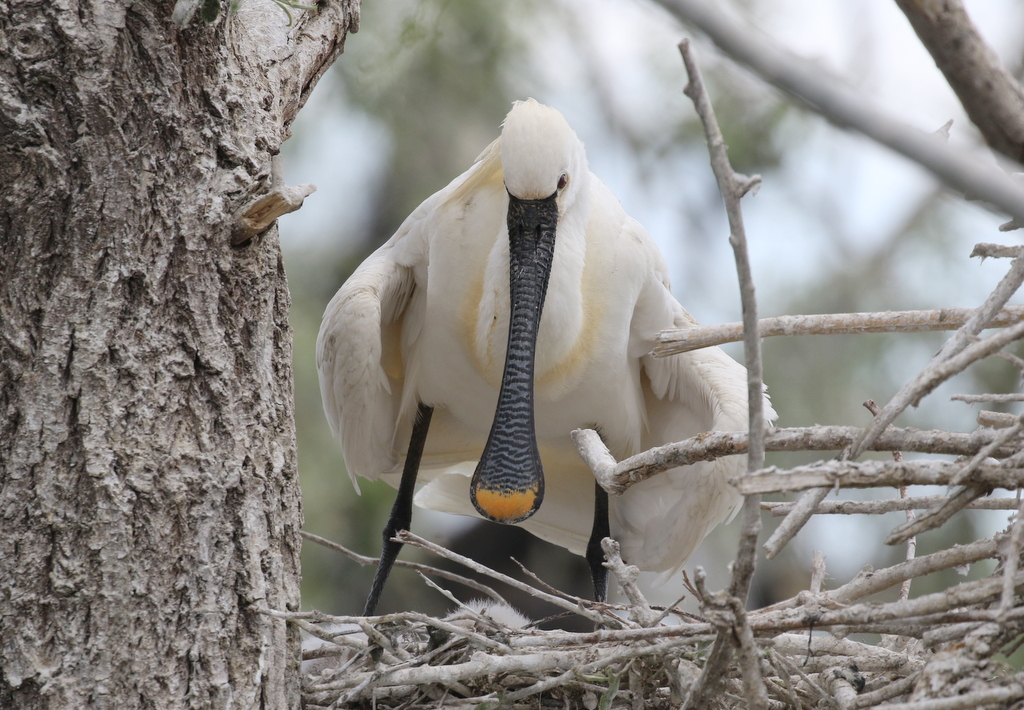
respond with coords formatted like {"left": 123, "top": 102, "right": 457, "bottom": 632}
{"left": 287, "top": 487, "right": 1024, "bottom": 710}
{"left": 287, "top": 381, "right": 1024, "bottom": 708}
{"left": 276, "top": 38, "right": 1024, "bottom": 710}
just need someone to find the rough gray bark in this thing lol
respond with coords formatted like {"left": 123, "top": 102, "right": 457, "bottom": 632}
{"left": 0, "top": 0, "right": 358, "bottom": 707}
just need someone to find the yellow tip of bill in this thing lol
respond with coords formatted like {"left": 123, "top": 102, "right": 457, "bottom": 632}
{"left": 473, "top": 486, "right": 540, "bottom": 524}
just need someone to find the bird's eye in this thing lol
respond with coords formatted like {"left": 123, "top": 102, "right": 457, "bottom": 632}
{"left": 557, "top": 173, "right": 569, "bottom": 190}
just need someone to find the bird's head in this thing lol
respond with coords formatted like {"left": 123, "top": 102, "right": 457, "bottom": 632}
{"left": 500, "top": 98, "right": 587, "bottom": 212}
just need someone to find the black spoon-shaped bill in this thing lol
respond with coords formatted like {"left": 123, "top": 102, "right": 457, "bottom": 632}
{"left": 470, "top": 191, "right": 559, "bottom": 524}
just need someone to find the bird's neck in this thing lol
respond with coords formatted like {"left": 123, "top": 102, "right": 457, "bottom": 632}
{"left": 473, "top": 199, "right": 590, "bottom": 397}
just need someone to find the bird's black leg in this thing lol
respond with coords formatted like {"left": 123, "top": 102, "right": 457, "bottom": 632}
{"left": 363, "top": 403, "right": 433, "bottom": 616}
{"left": 585, "top": 481, "right": 610, "bottom": 602}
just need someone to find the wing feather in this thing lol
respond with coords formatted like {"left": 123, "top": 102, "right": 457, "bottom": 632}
{"left": 612, "top": 238, "right": 776, "bottom": 577}
{"left": 317, "top": 138, "right": 505, "bottom": 490}
{"left": 316, "top": 244, "right": 415, "bottom": 490}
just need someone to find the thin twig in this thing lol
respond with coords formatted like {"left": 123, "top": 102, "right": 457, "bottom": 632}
{"left": 762, "top": 495, "right": 1019, "bottom": 516}
{"left": 763, "top": 487, "right": 830, "bottom": 560}
{"left": 952, "top": 417, "right": 1024, "bottom": 486}
{"left": 809, "top": 551, "right": 826, "bottom": 595}
{"left": 601, "top": 538, "right": 657, "bottom": 627}
{"left": 656, "top": 306, "right": 1024, "bottom": 355}
{"left": 1002, "top": 496, "right": 1024, "bottom": 614}
{"left": 679, "top": 36, "right": 768, "bottom": 710}
{"left": 396, "top": 531, "right": 611, "bottom": 626}
{"left": 792, "top": 574, "right": 1024, "bottom": 627}
{"left": 994, "top": 349, "right": 1024, "bottom": 375}
{"left": 733, "top": 459, "right": 1024, "bottom": 495}
{"left": 579, "top": 424, "right": 1018, "bottom": 496}
{"left": 764, "top": 309, "right": 1024, "bottom": 557}
{"left": 764, "top": 650, "right": 805, "bottom": 710}
{"left": 826, "top": 536, "right": 1001, "bottom": 606}
{"left": 865, "top": 399, "right": 916, "bottom": 600}
{"left": 770, "top": 651, "right": 833, "bottom": 707}
{"left": 299, "top": 530, "right": 506, "bottom": 604}
{"left": 757, "top": 535, "right": 1000, "bottom": 613}
{"left": 508, "top": 557, "right": 586, "bottom": 605}
{"left": 953, "top": 393, "right": 1024, "bottom": 403}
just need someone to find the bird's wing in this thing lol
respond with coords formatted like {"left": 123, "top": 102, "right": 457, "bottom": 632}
{"left": 612, "top": 223, "right": 777, "bottom": 577}
{"left": 317, "top": 241, "right": 415, "bottom": 491}
{"left": 317, "top": 139, "right": 505, "bottom": 490}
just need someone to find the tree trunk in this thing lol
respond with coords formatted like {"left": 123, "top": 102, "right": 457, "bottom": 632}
{"left": 0, "top": 0, "right": 358, "bottom": 707}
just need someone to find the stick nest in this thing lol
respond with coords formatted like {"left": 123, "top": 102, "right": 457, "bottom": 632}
{"left": 285, "top": 493, "right": 1024, "bottom": 709}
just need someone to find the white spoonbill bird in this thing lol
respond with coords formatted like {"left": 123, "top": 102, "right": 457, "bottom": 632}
{"left": 317, "top": 99, "right": 774, "bottom": 615}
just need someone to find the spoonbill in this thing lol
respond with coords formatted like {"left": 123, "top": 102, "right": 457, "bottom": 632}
{"left": 317, "top": 99, "right": 774, "bottom": 615}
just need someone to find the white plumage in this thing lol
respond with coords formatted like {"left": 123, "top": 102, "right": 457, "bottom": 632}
{"left": 317, "top": 99, "right": 774, "bottom": 581}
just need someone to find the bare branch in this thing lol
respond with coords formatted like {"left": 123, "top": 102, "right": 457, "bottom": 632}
{"left": 894, "top": 0, "right": 1024, "bottom": 163}
{"left": 823, "top": 667, "right": 861, "bottom": 710}
{"left": 733, "top": 459, "right": 1024, "bottom": 496}
{"left": 827, "top": 536, "right": 1001, "bottom": 606}
{"left": 809, "top": 550, "right": 827, "bottom": 595}
{"left": 571, "top": 428, "right": 617, "bottom": 487}
{"left": 756, "top": 536, "right": 1000, "bottom": 614}
{"left": 884, "top": 493, "right": 972, "bottom": 545}
{"left": 771, "top": 634, "right": 911, "bottom": 669}
{"left": 952, "top": 393, "right": 1024, "bottom": 403}
{"left": 763, "top": 487, "right": 830, "bottom": 560}
{"left": 601, "top": 538, "right": 658, "bottom": 627}
{"left": 1002, "top": 496, "right": 1024, "bottom": 614}
{"left": 233, "top": 183, "right": 316, "bottom": 244}
{"left": 760, "top": 322, "right": 1024, "bottom": 558}
{"left": 678, "top": 37, "right": 768, "bottom": 709}
{"left": 767, "top": 650, "right": 833, "bottom": 706}
{"left": 587, "top": 425, "right": 1017, "bottom": 496}
{"left": 973, "top": 243, "right": 1024, "bottom": 259}
{"left": 733, "top": 602, "right": 771, "bottom": 710}
{"left": 763, "top": 572, "right": 1024, "bottom": 630}
{"left": 980, "top": 410, "right": 1021, "bottom": 428}
{"left": 299, "top": 530, "right": 506, "bottom": 604}
{"left": 993, "top": 349, "right": 1024, "bottom": 375}
{"left": 952, "top": 417, "right": 1023, "bottom": 486}
{"left": 763, "top": 495, "right": 1019, "bottom": 516}
{"left": 656, "top": 306, "right": 1024, "bottom": 356}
